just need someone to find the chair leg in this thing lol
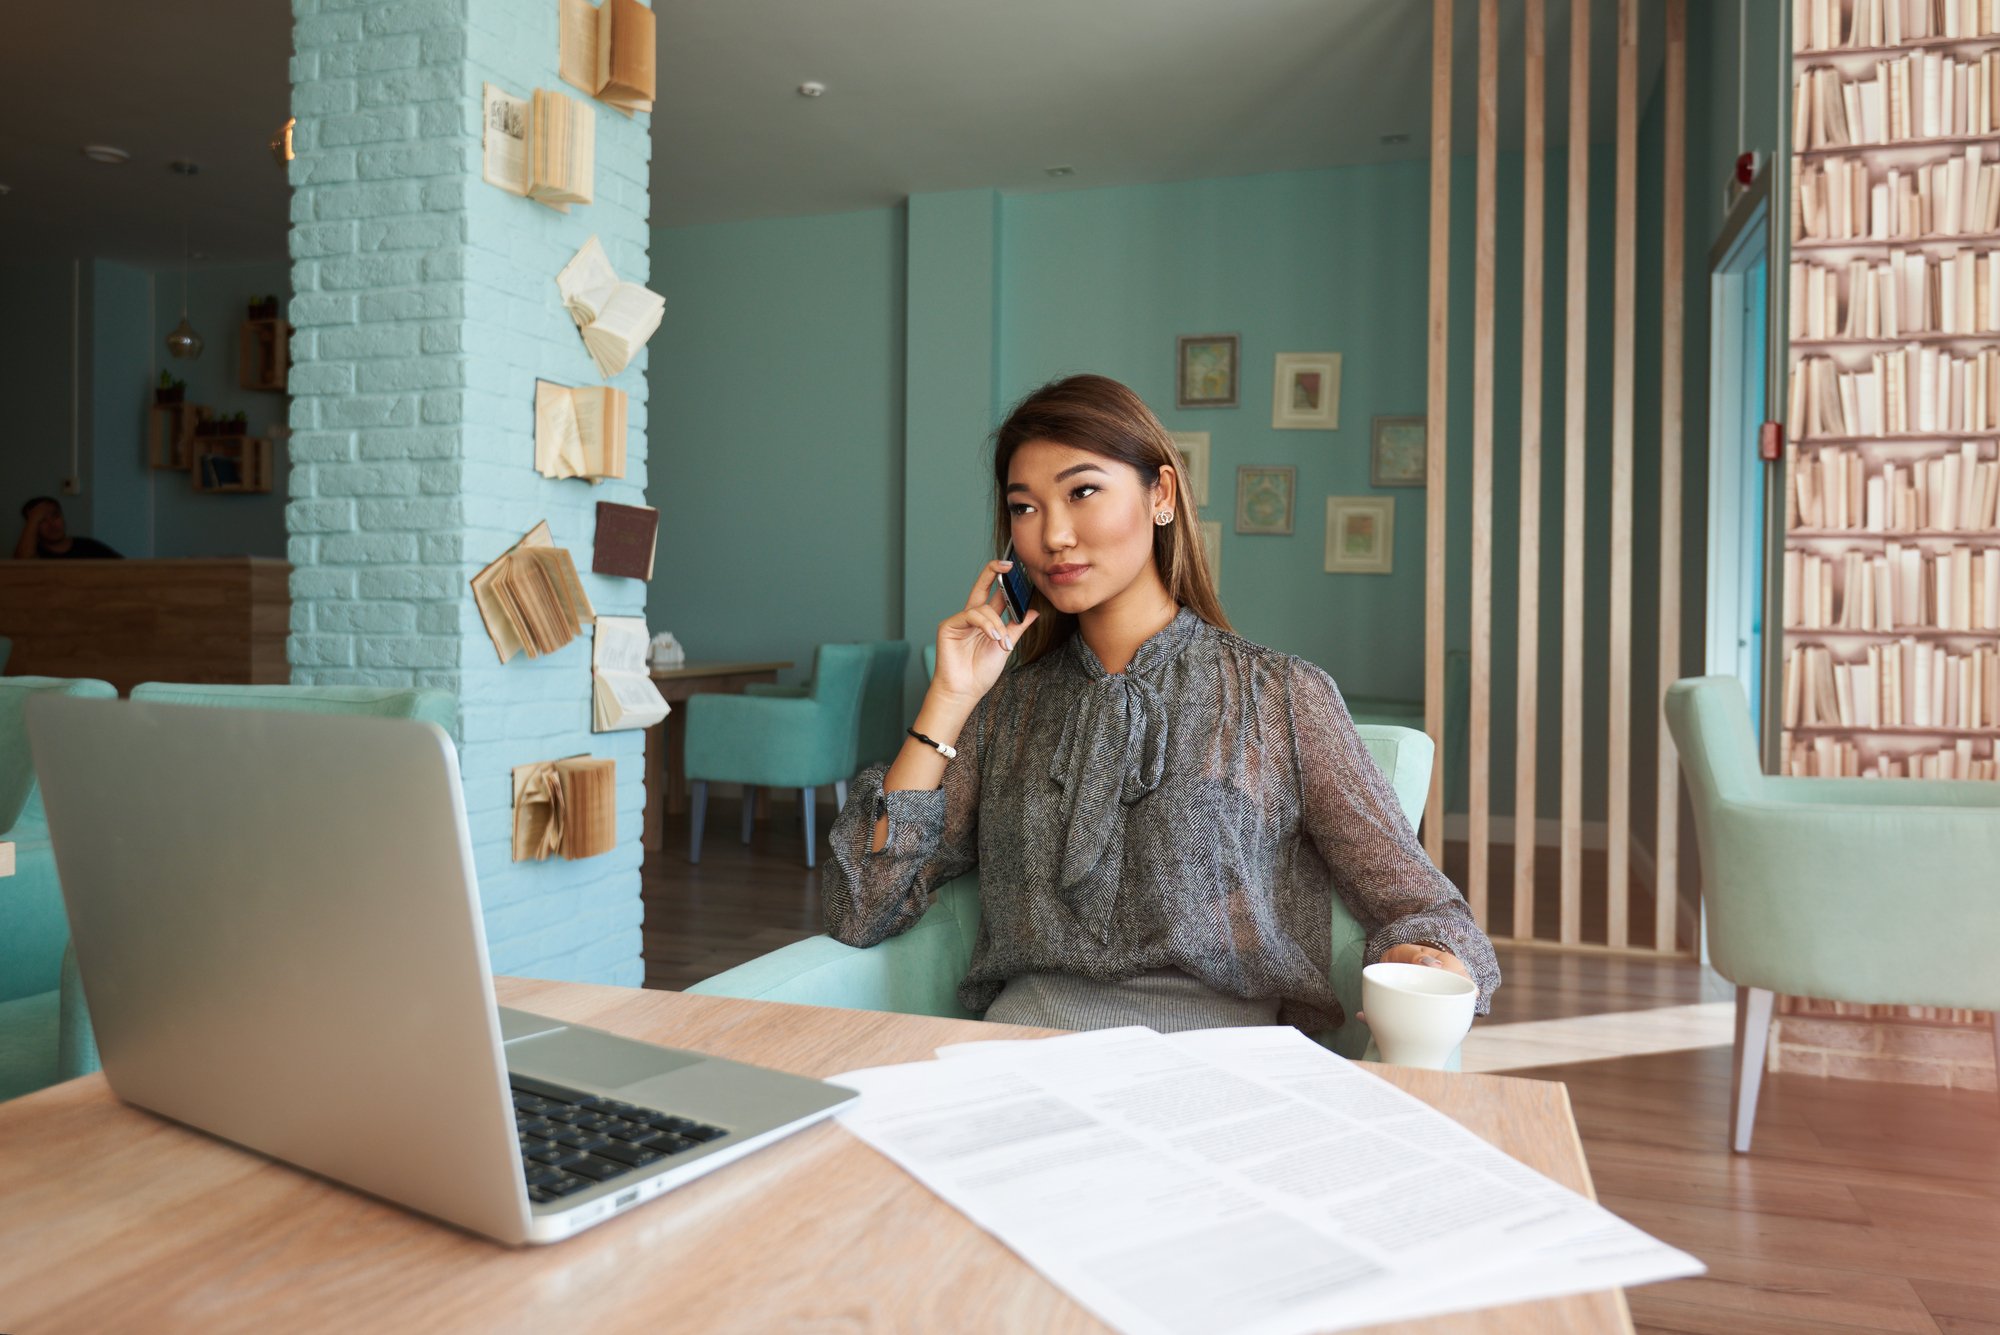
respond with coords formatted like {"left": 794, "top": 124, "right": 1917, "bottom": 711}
{"left": 834, "top": 779, "right": 848, "bottom": 812}
{"left": 1730, "top": 985, "right": 1774, "bottom": 1154}
{"left": 689, "top": 780, "right": 708, "bottom": 864}
{"left": 741, "top": 786, "right": 756, "bottom": 844}
{"left": 801, "top": 787, "right": 816, "bottom": 869}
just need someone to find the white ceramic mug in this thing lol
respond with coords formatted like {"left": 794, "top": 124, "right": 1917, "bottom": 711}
{"left": 1361, "top": 962, "right": 1477, "bottom": 1069}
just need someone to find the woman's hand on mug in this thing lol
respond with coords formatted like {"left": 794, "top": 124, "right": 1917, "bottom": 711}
{"left": 931, "top": 561, "right": 1038, "bottom": 707}
{"left": 1377, "top": 943, "right": 1470, "bottom": 979}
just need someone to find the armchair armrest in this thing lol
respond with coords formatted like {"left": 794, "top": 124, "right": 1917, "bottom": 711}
{"left": 1761, "top": 775, "right": 2000, "bottom": 810}
{"left": 742, "top": 683, "right": 810, "bottom": 699}
{"left": 1705, "top": 798, "right": 2000, "bottom": 1009}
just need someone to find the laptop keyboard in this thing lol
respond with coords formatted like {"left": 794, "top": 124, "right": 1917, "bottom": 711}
{"left": 510, "top": 1074, "right": 729, "bottom": 1205}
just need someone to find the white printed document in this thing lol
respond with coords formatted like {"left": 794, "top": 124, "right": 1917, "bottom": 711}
{"left": 836, "top": 1026, "right": 1700, "bottom": 1335}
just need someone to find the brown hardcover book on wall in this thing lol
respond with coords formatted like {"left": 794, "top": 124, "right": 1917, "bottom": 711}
{"left": 592, "top": 501, "right": 658, "bottom": 580}
{"left": 597, "top": 0, "right": 656, "bottom": 112}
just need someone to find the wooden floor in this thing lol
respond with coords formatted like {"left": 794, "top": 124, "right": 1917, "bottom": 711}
{"left": 641, "top": 798, "right": 2000, "bottom": 1334}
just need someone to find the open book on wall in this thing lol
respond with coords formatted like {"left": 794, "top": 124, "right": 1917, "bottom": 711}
{"left": 556, "top": 235, "right": 664, "bottom": 379}
{"left": 470, "top": 521, "right": 597, "bottom": 663}
{"left": 559, "top": 0, "right": 656, "bottom": 115}
{"left": 535, "top": 381, "right": 627, "bottom": 481}
{"left": 592, "top": 615, "right": 670, "bottom": 732}
{"left": 481, "top": 84, "right": 594, "bottom": 210}
{"left": 512, "top": 755, "right": 617, "bottom": 861}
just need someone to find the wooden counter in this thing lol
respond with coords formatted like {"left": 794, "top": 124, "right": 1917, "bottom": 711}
{"left": 0, "top": 558, "right": 290, "bottom": 695}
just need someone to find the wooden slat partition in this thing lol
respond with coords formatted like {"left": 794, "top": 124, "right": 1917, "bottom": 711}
{"left": 1558, "top": 0, "right": 1590, "bottom": 945}
{"left": 1513, "top": 0, "right": 1546, "bottom": 942}
{"left": 1654, "top": 0, "right": 1687, "bottom": 953}
{"left": 1469, "top": 0, "right": 1498, "bottom": 928}
{"left": 1605, "top": 0, "right": 1639, "bottom": 950}
{"left": 1423, "top": 0, "right": 1453, "bottom": 866}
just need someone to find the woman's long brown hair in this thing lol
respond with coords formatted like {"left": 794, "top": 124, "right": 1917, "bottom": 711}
{"left": 992, "top": 374, "right": 1232, "bottom": 664}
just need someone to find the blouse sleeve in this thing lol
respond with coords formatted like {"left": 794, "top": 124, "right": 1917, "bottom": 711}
{"left": 820, "top": 690, "right": 988, "bottom": 948}
{"left": 1286, "top": 659, "right": 1501, "bottom": 1013}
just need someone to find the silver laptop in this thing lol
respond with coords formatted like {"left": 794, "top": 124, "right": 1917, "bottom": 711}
{"left": 27, "top": 696, "right": 856, "bottom": 1246}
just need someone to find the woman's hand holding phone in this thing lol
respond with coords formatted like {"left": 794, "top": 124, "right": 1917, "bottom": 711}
{"left": 931, "top": 559, "right": 1038, "bottom": 709}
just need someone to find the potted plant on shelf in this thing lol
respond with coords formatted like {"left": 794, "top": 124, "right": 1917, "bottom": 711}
{"left": 219, "top": 411, "right": 249, "bottom": 436}
{"left": 154, "top": 372, "right": 185, "bottom": 405}
{"left": 247, "top": 294, "right": 279, "bottom": 320}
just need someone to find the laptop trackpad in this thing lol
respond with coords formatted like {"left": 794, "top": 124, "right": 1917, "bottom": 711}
{"left": 505, "top": 1026, "right": 704, "bottom": 1090}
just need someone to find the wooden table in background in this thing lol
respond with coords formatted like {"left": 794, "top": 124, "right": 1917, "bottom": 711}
{"left": 642, "top": 660, "right": 791, "bottom": 852}
{"left": 0, "top": 982, "right": 1630, "bottom": 1333}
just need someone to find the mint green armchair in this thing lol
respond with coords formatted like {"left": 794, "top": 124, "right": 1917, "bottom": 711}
{"left": 744, "top": 641, "right": 912, "bottom": 768}
{"left": 686, "top": 643, "right": 871, "bottom": 869}
{"left": 1664, "top": 676, "right": 2000, "bottom": 1151}
{"left": 689, "top": 725, "right": 1437, "bottom": 1058}
{"left": 50, "top": 683, "right": 458, "bottom": 1083}
{"left": 0, "top": 677, "right": 117, "bottom": 1101}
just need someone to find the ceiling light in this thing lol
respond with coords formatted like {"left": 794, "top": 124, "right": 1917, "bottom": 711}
{"left": 797, "top": 81, "right": 826, "bottom": 98}
{"left": 1380, "top": 133, "right": 1412, "bottom": 146}
{"left": 82, "top": 145, "right": 131, "bottom": 165}
{"left": 166, "top": 160, "right": 204, "bottom": 361}
{"left": 1045, "top": 165, "right": 1075, "bottom": 178}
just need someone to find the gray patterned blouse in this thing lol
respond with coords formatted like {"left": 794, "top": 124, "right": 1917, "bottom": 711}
{"left": 822, "top": 608, "right": 1499, "bottom": 1033}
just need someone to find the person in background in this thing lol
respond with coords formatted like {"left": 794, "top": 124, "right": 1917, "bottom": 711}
{"left": 13, "top": 497, "right": 122, "bottom": 560}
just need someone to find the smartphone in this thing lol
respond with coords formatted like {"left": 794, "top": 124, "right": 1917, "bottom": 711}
{"left": 998, "top": 542, "right": 1034, "bottom": 622}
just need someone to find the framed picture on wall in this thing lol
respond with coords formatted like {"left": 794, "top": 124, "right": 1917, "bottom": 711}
{"left": 1370, "top": 415, "right": 1427, "bottom": 487}
{"left": 1169, "top": 431, "right": 1210, "bottom": 507}
{"left": 1271, "top": 352, "right": 1341, "bottom": 429}
{"left": 1325, "top": 495, "right": 1395, "bottom": 574}
{"left": 1200, "top": 520, "right": 1223, "bottom": 581}
{"left": 1177, "top": 334, "right": 1240, "bottom": 409}
{"left": 1234, "top": 466, "right": 1295, "bottom": 536}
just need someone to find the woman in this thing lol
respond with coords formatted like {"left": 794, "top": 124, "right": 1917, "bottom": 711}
{"left": 823, "top": 374, "right": 1498, "bottom": 1034}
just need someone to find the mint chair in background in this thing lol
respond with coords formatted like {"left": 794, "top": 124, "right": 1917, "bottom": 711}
{"left": 743, "top": 640, "right": 911, "bottom": 767}
{"left": 51, "top": 683, "right": 458, "bottom": 1082}
{"left": 1664, "top": 676, "right": 2000, "bottom": 1152}
{"left": 689, "top": 724, "right": 1438, "bottom": 1059}
{"left": 0, "top": 677, "right": 118, "bottom": 1101}
{"left": 684, "top": 643, "right": 870, "bottom": 869}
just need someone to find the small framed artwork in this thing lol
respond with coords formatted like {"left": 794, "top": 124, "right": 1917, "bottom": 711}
{"left": 1177, "top": 334, "right": 1240, "bottom": 409}
{"left": 1325, "top": 496, "right": 1395, "bottom": 574}
{"left": 1235, "top": 466, "right": 1296, "bottom": 536}
{"left": 1200, "top": 520, "right": 1223, "bottom": 581}
{"left": 1272, "top": 352, "right": 1341, "bottom": 430}
{"left": 1169, "top": 431, "right": 1210, "bottom": 507}
{"left": 1370, "top": 415, "right": 1427, "bottom": 487}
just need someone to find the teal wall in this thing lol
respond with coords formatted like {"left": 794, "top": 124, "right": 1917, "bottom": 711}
{"left": 0, "top": 257, "right": 290, "bottom": 560}
{"left": 648, "top": 207, "right": 907, "bottom": 684}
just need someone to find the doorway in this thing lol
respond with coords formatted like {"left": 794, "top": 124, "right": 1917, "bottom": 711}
{"left": 1704, "top": 183, "right": 1772, "bottom": 724}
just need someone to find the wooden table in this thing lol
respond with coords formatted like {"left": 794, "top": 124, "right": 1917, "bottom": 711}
{"left": 0, "top": 982, "right": 1631, "bottom": 1334}
{"left": 641, "top": 660, "right": 791, "bottom": 851}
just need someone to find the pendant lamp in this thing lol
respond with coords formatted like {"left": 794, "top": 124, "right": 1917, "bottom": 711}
{"left": 166, "top": 161, "right": 203, "bottom": 360}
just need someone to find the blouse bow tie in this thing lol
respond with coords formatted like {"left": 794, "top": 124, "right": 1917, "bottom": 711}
{"left": 1047, "top": 610, "right": 1199, "bottom": 940}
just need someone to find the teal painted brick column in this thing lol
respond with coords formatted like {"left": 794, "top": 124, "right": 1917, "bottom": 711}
{"left": 288, "top": 0, "right": 651, "bottom": 985}
{"left": 901, "top": 190, "right": 1000, "bottom": 703}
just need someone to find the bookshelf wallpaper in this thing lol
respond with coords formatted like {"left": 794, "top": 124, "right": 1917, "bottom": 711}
{"left": 1786, "top": 0, "right": 2000, "bottom": 782}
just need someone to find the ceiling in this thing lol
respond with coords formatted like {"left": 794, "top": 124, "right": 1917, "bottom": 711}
{"left": 0, "top": 0, "right": 1664, "bottom": 266}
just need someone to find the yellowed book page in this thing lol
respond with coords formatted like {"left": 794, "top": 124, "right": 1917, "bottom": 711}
{"left": 481, "top": 83, "right": 529, "bottom": 195}
{"left": 534, "top": 381, "right": 587, "bottom": 478}
{"left": 545, "top": 543, "right": 597, "bottom": 626}
{"left": 556, "top": 236, "right": 619, "bottom": 326}
{"left": 470, "top": 541, "right": 529, "bottom": 663}
{"left": 572, "top": 386, "right": 626, "bottom": 478}
{"left": 519, "top": 519, "right": 555, "bottom": 550}
{"left": 528, "top": 88, "right": 593, "bottom": 210}
{"left": 558, "top": 0, "right": 602, "bottom": 95}
{"left": 511, "top": 761, "right": 555, "bottom": 861}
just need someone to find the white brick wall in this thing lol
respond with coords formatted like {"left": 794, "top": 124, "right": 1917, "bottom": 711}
{"left": 290, "top": 0, "right": 651, "bottom": 984}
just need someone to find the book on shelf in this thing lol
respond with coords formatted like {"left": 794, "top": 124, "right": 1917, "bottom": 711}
{"left": 1790, "top": 250, "right": 2000, "bottom": 340}
{"left": 1786, "top": 440, "right": 2000, "bottom": 530}
{"left": 1779, "top": 731, "right": 1997, "bottom": 780}
{"left": 1784, "top": 639, "right": 1998, "bottom": 728}
{"left": 1795, "top": 53, "right": 2000, "bottom": 151}
{"left": 558, "top": 0, "right": 656, "bottom": 115}
{"left": 1787, "top": 348, "right": 2000, "bottom": 437}
{"left": 591, "top": 615, "right": 670, "bottom": 733}
{"left": 1796, "top": 0, "right": 2000, "bottom": 53}
{"left": 1783, "top": 543, "right": 2000, "bottom": 629}
{"left": 470, "top": 521, "right": 597, "bottom": 663}
{"left": 555, "top": 235, "right": 665, "bottom": 379}
{"left": 511, "top": 755, "right": 617, "bottom": 861}
{"left": 1793, "top": 150, "right": 2000, "bottom": 242}
{"left": 592, "top": 501, "right": 658, "bottom": 579}
{"left": 534, "top": 381, "right": 627, "bottom": 481}
{"left": 480, "top": 83, "right": 594, "bottom": 210}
